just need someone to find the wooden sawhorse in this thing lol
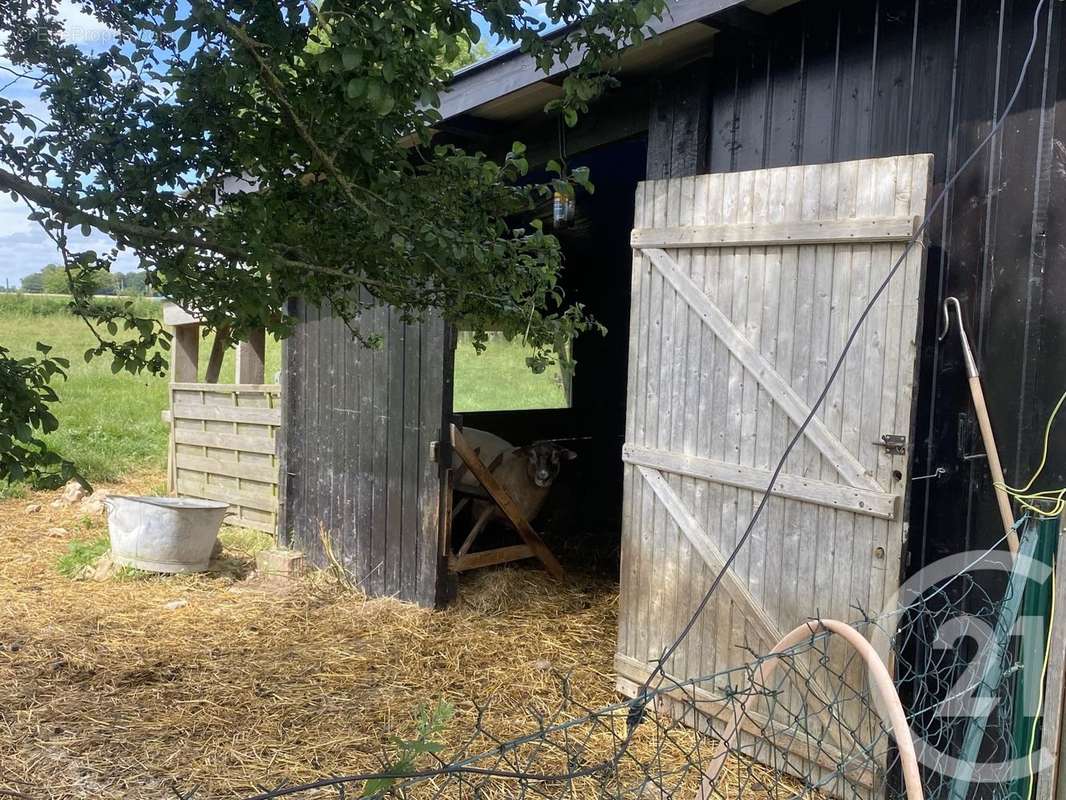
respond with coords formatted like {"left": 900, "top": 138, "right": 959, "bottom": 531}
{"left": 447, "top": 425, "right": 565, "bottom": 580}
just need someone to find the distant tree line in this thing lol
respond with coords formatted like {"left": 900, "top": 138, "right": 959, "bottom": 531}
{"left": 9, "top": 265, "right": 152, "bottom": 296}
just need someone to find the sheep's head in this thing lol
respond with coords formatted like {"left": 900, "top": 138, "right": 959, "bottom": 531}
{"left": 521, "top": 443, "right": 578, "bottom": 488}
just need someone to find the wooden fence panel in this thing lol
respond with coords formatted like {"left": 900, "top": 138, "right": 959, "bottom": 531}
{"left": 170, "top": 383, "right": 281, "bottom": 533}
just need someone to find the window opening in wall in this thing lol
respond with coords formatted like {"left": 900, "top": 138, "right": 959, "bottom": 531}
{"left": 452, "top": 330, "right": 572, "bottom": 412}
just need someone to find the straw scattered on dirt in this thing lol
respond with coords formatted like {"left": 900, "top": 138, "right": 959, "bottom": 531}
{"left": 0, "top": 475, "right": 777, "bottom": 800}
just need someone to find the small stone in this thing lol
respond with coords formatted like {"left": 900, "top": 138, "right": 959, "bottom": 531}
{"left": 89, "top": 554, "right": 115, "bottom": 581}
{"left": 46, "top": 527, "right": 68, "bottom": 538}
{"left": 50, "top": 499, "right": 66, "bottom": 509}
{"left": 61, "top": 480, "right": 87, "bottom": 504}
{"left": 163, "top": 599, "right": 188, "bottom": 611}
{"left": 79, "top": 498, "right": 105, "bottom": 516}
{"left": 74, "top": 565, "right": 95, "bottom": 581}
{"left": 533, "top": 659, "right": 552, "bottom": 672}
{"left": 24, "top": 503, "right": 42, "bottom": 514}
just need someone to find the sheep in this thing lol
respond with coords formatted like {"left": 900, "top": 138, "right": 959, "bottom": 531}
{"left": 452, "top": 428, "right": 576, "bottom": 546}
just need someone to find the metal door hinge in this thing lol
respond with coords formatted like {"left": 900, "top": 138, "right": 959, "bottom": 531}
{"left": 429, "top": 441, "right": 440, "bottom": 463}
{"left": 873, "top": 434, "right": 907, "bottom": 456}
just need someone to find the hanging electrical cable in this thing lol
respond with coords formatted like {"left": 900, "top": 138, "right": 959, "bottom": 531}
{"left": 995, "top": 389, "right": 1066, "bottom": 518}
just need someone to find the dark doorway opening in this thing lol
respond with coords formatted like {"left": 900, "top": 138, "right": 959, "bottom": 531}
{"left": 446, "top": 135, "right": 648, "bottom": 580}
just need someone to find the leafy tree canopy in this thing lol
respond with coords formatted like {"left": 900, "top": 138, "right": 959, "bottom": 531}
{"left": 0, "top": 0, "right": 664, "bottom": 486}
{"left": 21, "top": 262, "right": 118, "bottom": 294}
{"left": 18, "top": 271, "right": 45, "bottom": 294}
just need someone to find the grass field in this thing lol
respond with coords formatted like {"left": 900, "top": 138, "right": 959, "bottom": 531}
{"left": 0, "top": 296, "right": 566, "bottom": 492}
{"left": 452, "top": 331, "right": 569, "bottom": 412}
{"left": 0, "top": 295, "right": 281, "bottom": 492}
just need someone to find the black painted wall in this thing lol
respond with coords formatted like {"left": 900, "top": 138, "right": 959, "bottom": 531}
{"left": 460, "top": 136, "right": 647, "bottom": 571}
{"left": 648, "top": 0, "right": 1066, "bottom": 578}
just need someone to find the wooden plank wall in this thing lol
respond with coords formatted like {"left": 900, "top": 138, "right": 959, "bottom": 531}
{"left": 279, "top": 300, "right": 446, "bottom": 607}
{"left": 659, "top": 0, "right": 1066, "bottom": 570}
{"left": 640, "top": 0, "right": 1066, "bottom": 794}
{"left": 171, "top": 383, "right": 281, "bottom": 533}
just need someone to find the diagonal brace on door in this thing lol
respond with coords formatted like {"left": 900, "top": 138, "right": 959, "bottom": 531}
{"left": 637, "top": 465, "right": 862, "bottom": 756}
{"left": 639, "top": 246, "right": 882, "bottom": 494}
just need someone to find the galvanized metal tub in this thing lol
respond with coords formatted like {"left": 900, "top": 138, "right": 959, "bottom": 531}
{"left": 105, "top": 496, "right": 228, "bottom": 573}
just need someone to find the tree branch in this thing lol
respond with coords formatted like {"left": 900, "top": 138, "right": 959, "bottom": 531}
{"left": 205, "top": 7, "right": 389, "bottom": 214}
{"left": 0, "top": 167, "right": 389, "bottom": 291}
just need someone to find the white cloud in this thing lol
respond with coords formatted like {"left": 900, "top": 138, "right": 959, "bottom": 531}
{"left": 0, "top": 196, "right": 138, "bottom": 288}
{"left": 1, "top": 3, "right": 125, "bottom": 288}
{"left": 56, "top": 1, "right": 117, "bottom": 49}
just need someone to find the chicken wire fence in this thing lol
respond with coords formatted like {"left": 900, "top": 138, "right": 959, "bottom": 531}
{"left": 219, "top": 518, "right": 1055, "bottom": 800}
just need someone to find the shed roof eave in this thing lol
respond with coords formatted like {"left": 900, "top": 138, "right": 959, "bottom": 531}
{"left": 438, "top": 0, "right": 747, "bottom": 122}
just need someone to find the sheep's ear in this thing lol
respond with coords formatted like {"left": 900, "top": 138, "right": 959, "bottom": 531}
{"left": 561, "top": 448, "right": 578, "bottom": 461}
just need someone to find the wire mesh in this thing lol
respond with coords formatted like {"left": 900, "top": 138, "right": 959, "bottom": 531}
{"left": 224, "top": 532, "right": 1050, "bottom": 800}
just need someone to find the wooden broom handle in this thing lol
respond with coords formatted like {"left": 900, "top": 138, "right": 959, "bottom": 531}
{"left": 943, "top": 298, "right": 1018, "bottom": 555}
{"left": 969, "top": 374, "right": 1020, "bottom": 555}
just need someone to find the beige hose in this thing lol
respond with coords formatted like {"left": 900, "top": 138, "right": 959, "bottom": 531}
{"left": 695, "top": 619, "right": 923, "bottom": 800}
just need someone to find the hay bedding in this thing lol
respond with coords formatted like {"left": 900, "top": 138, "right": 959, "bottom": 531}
{"left": 0, "top": 476, "right": 776, "bottom": 800}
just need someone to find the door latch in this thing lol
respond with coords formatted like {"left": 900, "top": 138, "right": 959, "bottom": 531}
{"left": 873, "top": 434, "right": 907, "bottom": 456}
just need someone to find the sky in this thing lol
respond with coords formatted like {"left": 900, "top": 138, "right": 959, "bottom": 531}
{"left": 0, "top": 3, "right": 555, "bottom": 289}
{"left": 0, "top": 1, "right": 139, "bottom": 288}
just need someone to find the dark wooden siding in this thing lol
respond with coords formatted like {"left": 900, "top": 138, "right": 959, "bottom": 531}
{"left": 279, "top": 301, "right": 446, "bottom": 607}
{"left": 649, "top": 0, "right": 1065, "bottom": 574}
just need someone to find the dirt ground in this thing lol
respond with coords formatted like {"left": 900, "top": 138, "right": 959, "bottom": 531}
{"left": 0, "top": 475, "right": 640, "bottom": 799}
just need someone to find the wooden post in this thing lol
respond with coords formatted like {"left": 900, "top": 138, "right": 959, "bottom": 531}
{"left": 236, "top": 327, "right": 266, "bottom": 384}
{"left": 164, "top": 303, "right": 203, "bottom": 384}
{"left": 171, "top": 324, "right": 199, "bottom": 383}
{"left": 203, "top": 327, "right": 230, "bottom": 384}
{"left": 163, "top": 302, "right": 202, "bottom": 495}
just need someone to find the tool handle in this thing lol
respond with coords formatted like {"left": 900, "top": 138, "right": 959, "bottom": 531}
{"left": 969, "top": 374, "right": 1019, "bottom": 555}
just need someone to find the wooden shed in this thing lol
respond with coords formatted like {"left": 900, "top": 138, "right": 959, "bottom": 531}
{"left": 211, "top": 0, "right": 1066, "bottom": 790}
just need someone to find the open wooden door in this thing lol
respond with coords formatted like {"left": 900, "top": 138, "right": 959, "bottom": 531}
{"left": 279, "top": 301, "right": 448, "bottom": 607}
{"left": 615, "top": 155, "right": 933, "bottom": 793}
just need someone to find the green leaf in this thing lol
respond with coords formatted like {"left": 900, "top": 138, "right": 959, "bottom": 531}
{"left": 341, "top": 47, "right": 362, "bottom": 70}
{"left": 572, "top": 166, "right": 594, "bottom": 194}
{"left": 376, "top": 94, "right": 395, "bottom": 116}
{"left": 346, "top": 77, "right": 366, "bottom": 99}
